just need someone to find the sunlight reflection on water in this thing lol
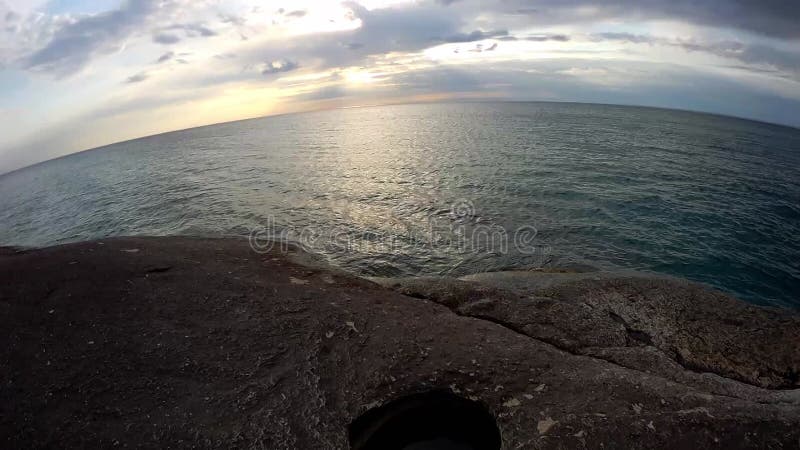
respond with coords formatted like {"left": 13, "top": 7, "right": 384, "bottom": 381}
{"left": 1, "top": 102, "right": 799, "bottom": 308}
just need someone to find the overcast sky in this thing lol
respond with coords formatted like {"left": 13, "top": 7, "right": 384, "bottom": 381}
{"left": 1, "top": 0, "right": 799, "bottom": 173}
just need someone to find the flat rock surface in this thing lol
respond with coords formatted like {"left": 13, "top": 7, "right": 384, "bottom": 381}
{"left": 1, "top": 236, "right": 799, "bottom": 449}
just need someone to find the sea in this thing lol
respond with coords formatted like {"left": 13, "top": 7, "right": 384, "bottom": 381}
{"left": 1, "top": 102, "right": 798, "bottom": 309}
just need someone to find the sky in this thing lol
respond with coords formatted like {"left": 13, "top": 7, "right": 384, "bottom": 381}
{"left": 0, "top": 0, "right": 799, "bottom": 173}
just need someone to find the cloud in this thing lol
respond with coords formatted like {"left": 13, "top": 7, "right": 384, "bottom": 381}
{"left": 230, "top": 0, "right": 798, "bottom": 95}
{"left": 458, "top": 0, "right": 800, "bottom": 40}
{"left": 557, "top": 67, "right": 610, "bottom": 78}
{"left": 165, "top": 23, "right": 216, "bottom": 38}
{"left": 342, "top": 2, "right": 460, "bottom": 53}
{"left": 151, "top": 23, "right": 216, "bottom": 46}
{"left": 237, "top": 2, "right": 470, "bottom": 73}
{"left": 525, "top": 34, "right": 570, "bottom": 42}
{"left": 156, "top": 51, "right": 174, "bottom": 63}
{"left": 23, "top": 0, "right": 174, "bottom": 76}
{"left": 153, "top": 32, "right": 180, "bottom": 44}
{"left": 219, "top": 13, "right": 246, "bottom": 27}
{"left": 291, "top": 84, "right": 348, "bottom": 103}
{"left": 440, "top": 29, "right": 509, "bottom": 43}
{"left": 594, "top": 32, "right": 652, "bottom": 44}
{"left": 467, "top": 42, "right": 499, "bottom": 53}
{"left": 125, "top": 72, "right": 148, "bottom": 84}
{"left": 497, "top": 33, "right": 571, "bottom": 42}
{"left": 284, "top": 10, "right": 307, "bottom": 18}
{"left": 593, "top": 32, "right": 800, "bottom": 77}
{"left": 261, "top": 59, "right": 299, "bottom": 75}
{"left": 739, "top": 45, "right": 800, "bottom": 74}
{"left": 230, "top": 2, "right": 463, "bottom": 78}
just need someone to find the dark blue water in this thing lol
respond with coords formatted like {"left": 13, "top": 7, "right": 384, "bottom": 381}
{"left": 1, "top": 102, "right": 798, "bottom": 308}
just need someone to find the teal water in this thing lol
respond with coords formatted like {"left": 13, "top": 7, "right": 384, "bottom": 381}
{"left": 0, "top": 102, "right": 798, "bottom": 308}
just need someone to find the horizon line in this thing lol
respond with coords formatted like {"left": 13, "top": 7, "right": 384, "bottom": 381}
{"left": 2, "top": 98, "right": 798, "bottom": 178}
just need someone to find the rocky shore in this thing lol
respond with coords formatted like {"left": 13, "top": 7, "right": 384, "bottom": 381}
{"left": 1, "top": 236, "right": 799, "bottom": 449}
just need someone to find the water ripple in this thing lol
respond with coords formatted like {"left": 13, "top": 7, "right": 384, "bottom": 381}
{"left": 1, "top": 102, "right": 799, "bottom": 308}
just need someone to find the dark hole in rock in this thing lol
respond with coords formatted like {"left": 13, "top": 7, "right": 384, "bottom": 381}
{"left": 349, "top": 390, "right": 501, "bottom": 450}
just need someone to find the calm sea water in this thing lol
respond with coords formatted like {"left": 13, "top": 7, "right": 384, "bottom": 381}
{"left": 1, "top": 102, "right": 799, "bottom": 308}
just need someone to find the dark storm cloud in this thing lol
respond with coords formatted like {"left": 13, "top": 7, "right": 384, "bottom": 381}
{"left": 24, "top": 0, "right": 171, "bottom": 76}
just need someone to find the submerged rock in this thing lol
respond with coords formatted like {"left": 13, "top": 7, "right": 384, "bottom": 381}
{"left": 1, "top": 236, "right": 798, "bottom": 449}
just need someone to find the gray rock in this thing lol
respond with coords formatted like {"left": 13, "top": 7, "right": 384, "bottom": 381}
{"left": 1, "top": 237, "right": 798, "bottom": 449}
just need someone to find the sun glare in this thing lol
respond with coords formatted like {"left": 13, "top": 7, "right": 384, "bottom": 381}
{"left": 345, "top": 70, "right": 379, "bottom": 84}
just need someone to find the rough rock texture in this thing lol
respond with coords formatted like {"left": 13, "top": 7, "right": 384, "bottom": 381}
{"left": 373, "top": 271, "right": 800, "bottom": 394}
{"left": 1, "top": 237, "right": 799, "bottom": 449}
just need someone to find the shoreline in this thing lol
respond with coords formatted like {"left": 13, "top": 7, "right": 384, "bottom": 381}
{"left": 2, "top": 236, "right": 799, "bottom": 448}
{"left": 4, "top": 233, "right": 789, "bottom": 312}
